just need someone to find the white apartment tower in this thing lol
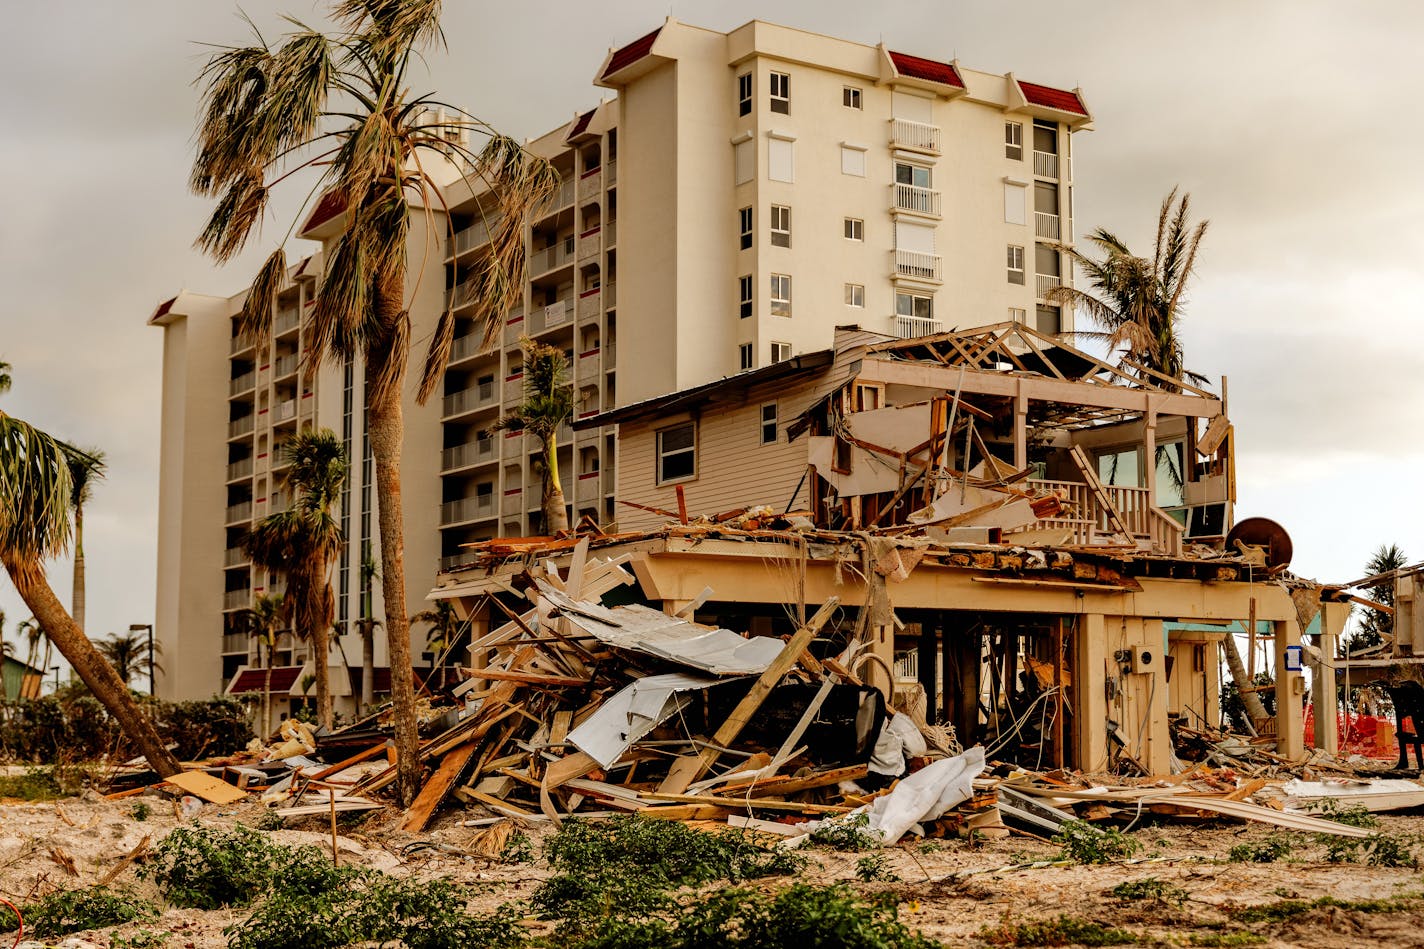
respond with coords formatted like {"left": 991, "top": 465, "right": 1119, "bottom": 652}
{"left": 149, "top": 18, "right": 1091, "bottom": 706}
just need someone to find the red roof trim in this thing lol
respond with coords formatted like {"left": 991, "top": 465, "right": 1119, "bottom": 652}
{"left": 1018, "top": 80, "right": 1087, "bottom": 116}
{"left": 150, "top": 296, "right": 178, "bottom": 321}
{"left": 888, "top": 51, "right": 963, "bottom": 89}
{"left": 302, "top": 190, "right": 348, "bottom": 233}
{"left": 601, "top": 27, "right": 661, "bottom": 80}
{"left": 567, "top": 109, "right": 596, "bottom": 139}
{"left": 229, "top": 666, "right": 304, "bottom": 695}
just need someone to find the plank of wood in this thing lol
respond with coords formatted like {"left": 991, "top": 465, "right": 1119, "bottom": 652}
{"left": 164, "top": 770, "right": 247, "bottom": 805}
{"left": 1223, "top": 778, "right": 1267, "bottom": 802}
{"left": 736, "top": 764, "right": 868, "bottom": 798}
{"left": 641, "top": 792, "right": 850, "bottom": 814}
{"left": 312, "top": 742, "right": 391, "bottom": 781}
{"left": 462, "top": 667, "right": 589, "bottom": 687}
{"left": 1069, "top": 445, "right": 1133, "bottom": 541}
{"left": 657, "top": 597, "right": 840, "bottom": 794}
{"left": 543, "top": 751, "right": 600, "bottom": 789}
{"left": 467, "top": 790, "right": 535, "bottom": 817}
{"left": 402, "top": 742, "right": 479, "bottom": 833}
{"left": 638, "top": 805, "right": 731, "bottom": 821}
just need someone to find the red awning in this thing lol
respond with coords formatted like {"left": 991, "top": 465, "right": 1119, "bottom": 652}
{"left": 888, "top": 51, "right": 964, "bottom": 88}
{"left": 601, "top": 27, "right": 661, "bottom": 80}
{"left": 228, "top": 666, "right": 305, "bottom": 695}
{"left": 1018, "top": 80, "right": 1087, "bottom": 116}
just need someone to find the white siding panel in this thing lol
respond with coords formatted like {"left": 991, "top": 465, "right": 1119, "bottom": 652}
{"left": 768, "top": 139, "right": 794, "bottom": 183}
{"left": 1004, "top": 182, "right": 1027, "bottom": 225}
{"left": 734, "top": 140, "right": 753, "bottom": 184}
{"left": 891, "top": 90, "right": 933, "bottom": 124}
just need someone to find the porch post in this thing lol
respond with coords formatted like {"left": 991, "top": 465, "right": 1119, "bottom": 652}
{"left": 1075, "top": 613, "right": 1109, "bottom": 771}
{"left": 1273, "top": 619, "right": 1305, "bottom": 759}
{"left": 1014, "top": 388, "right": 1029, "bottom": 469}
{"left": 1310, "top": 600, "right": 1346, "bottom": 755}
{"left": 1143, "top": 406, "right": 1158, "bottom": 503}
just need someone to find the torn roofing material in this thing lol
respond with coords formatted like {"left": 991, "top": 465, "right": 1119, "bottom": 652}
{"left": 567, "top": 672, "right": 730, "bottom": 768}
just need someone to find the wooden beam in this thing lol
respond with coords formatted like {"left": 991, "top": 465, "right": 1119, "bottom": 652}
{"left": 402, "top": 741, "right": 478, "bottom": 833}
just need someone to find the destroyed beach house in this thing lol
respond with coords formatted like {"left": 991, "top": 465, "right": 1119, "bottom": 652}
{"left": 429, "top": 323, "right": 1347, "bottom": 801}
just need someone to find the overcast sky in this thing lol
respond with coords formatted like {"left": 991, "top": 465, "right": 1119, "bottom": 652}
{"left": 1, "top": 1, "right": 1418, "bottom": 663}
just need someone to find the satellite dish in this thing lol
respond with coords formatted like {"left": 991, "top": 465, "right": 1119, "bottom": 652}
{"left": 1225, "top": 517, "right": 1293, "bottom": 570}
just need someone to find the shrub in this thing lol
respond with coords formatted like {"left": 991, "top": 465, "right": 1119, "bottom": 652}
{"left": 980, "top": 914, "right": 1140, "bottom": 946}
{"left": 1053, "top": 820, "right": 1140, "bottom": 864}
{"left": 809, "top": 813, "right": 881, "bottom": 851}
{"left": 17, "top": 887, "right": 157, "bottom": 938}
{"left": 142, "top": 824, "right": 342, "bottom": 909}
{"left": 855, "top": 854, "right": 899, "bottom": 883}
{"left": 1227, "top": 834, "right": 1295, "bottom": 864}
{"left": 1314, "top": 800, "right": 1378, "bottom": 829}
{"left": 1109, "top": 877, "right": 1188, "bottom": 905}
{"left": 1323, "top": 832, "right": 1417, "bottom": 868}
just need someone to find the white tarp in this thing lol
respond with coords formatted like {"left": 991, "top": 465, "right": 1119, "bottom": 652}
{"left": 567, "top": 672, "right": 730, "bottom": 768}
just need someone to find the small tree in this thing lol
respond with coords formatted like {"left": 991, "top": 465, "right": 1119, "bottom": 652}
{"left": 63, "top": 445, "right": 105, "bottom": 633}
{"left": 1344, "top": 543, "right": 1407, "bottom": 656}
{"left": 489, "top": 338, "right": 573, "bottom": 534}
{"left": 238, "top": 594, "right": 286, "bottom": 738}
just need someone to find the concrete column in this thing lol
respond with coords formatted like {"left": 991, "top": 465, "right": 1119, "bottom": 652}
{"left": 1138, "top": 619, "right": 1170, "bottom": 775}
{"left": 1013, "top": 389, "right": 1029, "bottom": 469}
{"left": 1310, "top": 601, "right": 1347, "bottom": 755}
{"left": 1074, "top": 613, "right": 1109, "bottom": 772}
{"left": 1143, "top": 409, "right": 1158, "bottom": 502}
{"left": 1273, "top": 619, "right": 1305, "bottom": 759}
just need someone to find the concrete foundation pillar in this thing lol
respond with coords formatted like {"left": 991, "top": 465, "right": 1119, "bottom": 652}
{"left": 1274, "top": 619, "right": 1305, "bottom": 760}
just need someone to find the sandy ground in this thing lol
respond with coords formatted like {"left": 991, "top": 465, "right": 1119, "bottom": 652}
{"left": 4, "top": 793, "right": 1424, "bottom": 947}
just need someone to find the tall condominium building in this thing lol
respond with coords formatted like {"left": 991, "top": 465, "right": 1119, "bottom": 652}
{"left": 149, "top": 17, "right": 1091, "bottom": 709}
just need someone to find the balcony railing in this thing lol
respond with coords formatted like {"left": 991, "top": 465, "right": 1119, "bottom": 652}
{"left": 225, "top": 501, "right": 253, "bottom": 524}
{"left": 223, "top": 589, "right": 252, "bottom": 611}
{"left": 894, "top": 250, "right": 943, "bottom": 281}
{"left": 226, "top": 458, "right": 253, "bottom": 481}
{"left": 274, "top": 307, "right": 300, "bottom": 335}
{"left": 224, "top": 546, "right": 249, "bottom": 567}
{"left": 605, "top": 159, "right": 617, "bottom": 185}
{"left": 440, "top": 552, "right": 478, "bottom": 573}
{"left": 441, "top": 439, "right": 497, "bottom": 471}
{"left": 1035, "top": 211, "right": 1060, "bottom": 239}
{"left": 889, "top": 118, "right": 941, "bottom": 154}
{"left": 605, "top": 281, "right": 616, "bottom": 307}
{"left": 576, "top": 469, "right": 602, "bottom": 501}
{"left": 577, "top": 288, "right": 601, "bottom": 320}
{"left": 273, "top": 354, "right": 298, "bottom": 378}
{"left": 893, "top": 183, "right": 941, "bottom": 217}
{"left": 503, "top": 311, "right": 526, "bottom": 346}
{"left": 530, "top": 237, "right": 575, "bottom": 274}
{"left": 441, "top": 494, "right": 496, "bottom": 525}
{"left": 604, "top": 220, "right": 617, "bottom": 247}
{"left": 273, "top": 400, "right": 297, "bottom": 423}
{"left": 1036, "top": 273, "right": 1061, "bottom": 299}
{"left": 578, "top": 168, "right": 602, "bottom": 202}
{"left": 577, "top": 226, "right": 601, "bottom": 262}
{"left": 442, "top": 380, "right": 498, "bottom": 419}
{"left": 1008, "top": 478, "right": 1181, "bottom": 555}
{"left": 229, "top": 372, "right": 256, "bottom": 396}
{"left": 449, "top": 218, "right": 498, "bottom": 257}
{"left": 230, "top": 335, "right": 254, "bottom": 355}
{"left": 1034, "top": 150, "right": 1060, "bottom": 178}
{"left": 228, "top": 416, "right": 255, "bottom": 438}
{"left": 221, "top": 633, "right": 250, "bottom": 654}
{"left": 891, "top": 315, "right": 942, "bottom": 339}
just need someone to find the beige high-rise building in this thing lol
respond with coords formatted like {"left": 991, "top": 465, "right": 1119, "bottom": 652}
{"left": 149, "top": 17, "right": 1091, "bottom": 710}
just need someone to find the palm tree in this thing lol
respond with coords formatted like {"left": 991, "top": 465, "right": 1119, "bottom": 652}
{"left": 1047, "top": 188, "right": 1209, "bottom": 391}
{"left": 0, "top": 411, "right": 179, "bottom": 775}
{"left": 1345, "top": 543, "right": 1408, "bottom": 656}
{"left": 239, "top": 593, "right": 286, "bottom": 738}
{"left": 0, "top": 360, "right": 10, "bottom": 395}
{"left": 413, "top": 599, "right": 461, "bottom": 665}
{"left": 245, "top": 429, "right": 346, "bottom": 729}
{"left": 193, "top": 0, "right": 558, "bottom": 806}
{"left": 63, "top": 445, "right": 105, "bottom": 633}
{"left": 93, "top": 630, "right": 162, "bottom": 690}
{"left": 354, "top": 546, "right": 381, "bottom": 711}
{"left": 489, "top": 338, "right": 573, "bottom": 533}
{"left": 16, "top": 617, "right": 42, "bottom": 676}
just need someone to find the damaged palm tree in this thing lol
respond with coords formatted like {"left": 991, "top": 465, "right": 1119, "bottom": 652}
{"left": 0, "top": 412, "right": 180, "bottom": 777}
{"left": 190, "top": 0, "right": 558, "bottom": 804}
{"left": 488, "top": 338, "right": 573, "bottom": 534}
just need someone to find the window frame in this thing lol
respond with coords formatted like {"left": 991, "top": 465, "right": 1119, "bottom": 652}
{"left": 738, "top": 274, "right": 753, "bottom": 319}
{"left": 739, "top": 206, "right": 753, "bottom": 250}
{"left": 739, "top": 343, "right": 753, "bottom": 371}
{"left": 760, "top": 402, "right": 778, "bottom": 445}
{"left": 737, "top": 72, "right": 753, "bottom": 117}
{"left": 843, "top": 217, "right": 864, "bottom": 241}
{"left": 770, "top": 204, "right": 792, "bottom": 248}
{"left": 1005, "top": 121, "right": 1023, "bottom": 160}
{"left": 770, "top": 273, "right": 792, "bottom": 317}
{"left": 769, "top": 71, "right": 790, "bottom": 113}
{"left": 894, "top": 161, "right": 932, "bottom": 189}
{"left": 770, "top": 341, "right": 791, "bottom": 364}
{"left": 1007, "top": 245, "right": 1026, "bottom": 285}
{"left": 895, "top": 290, "right": 933, "bottom": 320}
{"left": 844, "top": 283, "right": 865, "bottom": 308}
{"left": 656, "top": 421, "right": 698, "bottom": 485}
{"left": 843, "top": 86, "right": 863, "bottom": 110}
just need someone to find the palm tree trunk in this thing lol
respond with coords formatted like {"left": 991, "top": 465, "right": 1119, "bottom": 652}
{"left": 1222, "top": 630, "right": 1267, "bottom": 732}
{"left": 312, "top": 553, "right": 332, "bottom": 730}
{"left": 366, "top": 354, "right": 420, "bottom": 807}
{"left": 262, "top": 639, "right": 273, "bottom": 740}
{"left": 6, "top": 565, "right": 179, "bottom": 777}
{"left": 543, "top": 436, "right": 568, "bottom": 534}
{"left": 72, "top": 503, "right": 86, "bottom": 632}
{"left": 360, "top": 620, "right": 374, "bottom": 711}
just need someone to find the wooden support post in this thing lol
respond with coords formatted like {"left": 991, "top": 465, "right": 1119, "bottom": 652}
{"left": 1013, "top": 388, "right": 1029, "bottom": 470}
{"left": 1075, "top": 613, "right": 1109, "bottom": 772}
{"left": 1053, "top": 618, "right": 1065, "bottom": 770}
{"left": 1143, "top": 407, "right": 1158, "bottom": 504}
{"left": 1273, "top": 619, "right": 1305, "bottom": 760}
{"left": 1311, "top": 600, "right": 1345, "bottom": 755}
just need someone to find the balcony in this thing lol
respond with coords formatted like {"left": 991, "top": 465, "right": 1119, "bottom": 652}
{"left": 606, "top": 159, "right": 617, "bottom": 185}
{"left": 894, "top": 250, "right": 943, "bottom": 282}
{"left": 503, "top": 310, "right": 526, "bottom": 346}
{"left": 230, "top": 335, "right": 254, "bottom": 356}
{"left": 530, "top": 237, "right": 575, "bottom": 275}
{"left": 501, "top": 487, "right": 524, "bottom": 516}
{"left": 893, "top": 183, "right": 941, "bottom": 217}
{"left": 575, "top": 469, "right": 603, "bottom": 502}
{"left": 441, "top": 438, "right": 497, "bottom": 472}
{"left": 889, "top": 118, "right": 941, "bottom": 154}
{"left": 442, "top": 380, "right": 498, "bottom": 419}
{"left": 578, "top": 167, "right": 602, "bottom": 202}
{"left": 221, "top": 633, "right": 249, "bottom": 654}
{"left": 225, "top": 501, "right": 253, "bottom": 524}
{"left": 605, "top": 281, "right": 616, "bottom": 307}
{"left": 223, "top": 589, "right": 252, "bottom": 611}
{"left": 1033, "top": 150, "right": 1060, "bottom": 179}
{"left": 449, "top": 333, "right": 483, "bottom": 365}
{"left": 554, "top": 177, "right": 575, "bottom": 209}
{"left": 273, "top": 353, "right": 299, "bottom": 378}
{"left": 1035, "top": 211, "right": 1060, "bottom": 239}
{"left": 890, "top": 315, "right": 943, "bottom": 339}
{"left": 604, "top": 220, "right": 617, "bottom": 247}
{"left": 1036, "top": 273, "right": 1061, "bottom": 299}
{"left": 577, "top": 287, "right": 602, "bottom": 321}
{"left": 532, "top": 299, "right": 570, "bottom": 334}
{"left": 440, "top": 552, "right": 478, "bottom": 573}
{"left": 229, "top": 371, "right": 256, "bottom": 396}
{"left": 448, "top": 218, "right": 498, "bottom": 257}
{"left": 577, "top": 226, "right": 601, "bottom": 263}
{"left": 442, "top": 494, "right": 496, "bottom": 525}
{"left": 226, "top": 457, "right": 253, "bottom": 482}
{"left": 273, "top": 399, "right": 297, "bottom": 424}
{"left": 224, "top": 546, "right": 250, "bottom": 567}
{"left": 274, "top": 307, "right": 300, "bottom": 335}
{"left": 447, "top": 276, "right": 479, "bottom": 310}
{"left": 228, "top": 416, "right": 255, "bottom": 439}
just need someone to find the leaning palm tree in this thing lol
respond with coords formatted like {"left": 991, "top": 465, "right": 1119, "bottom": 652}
{"left": 63, "top": 445, "right": 105, "bottom": 633}
{"left": 239, "top": 593, "right": 286, "bottom": 739}
{"left": 193, "top": 0, "right": 559, "bottom": 805}
{"left": 1047, "top": 187, "right": 1209, "bottom": 391}
{"left": 0, "top": 411, "right": 179, "bottom": 775}
{"left": 245, "top": 429, "right": 346, "bottom": 729}
{"left": 488, "top": 338, "right": 573, "bottom": 534}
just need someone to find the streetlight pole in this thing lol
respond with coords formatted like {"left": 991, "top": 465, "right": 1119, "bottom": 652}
{"left": 50, "top": 666, "right": 59, "bottom": 694}
{"left": 130, "top": 624, "right": 155, "bottom": 696}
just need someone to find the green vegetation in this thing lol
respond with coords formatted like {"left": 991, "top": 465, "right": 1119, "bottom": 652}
{"left": 979, "top": 914, "right": 1141, "bottom": 946}
{"left": 142, "top": 824, "right": 340, "bottom": 910}
{"left": 130, "top": 800, "right": 151, "bottom": 822}
{"left": 1323, "top": 832, "right": 1417, "bottom": 868}
{"left": 1314, "top": 799, "right": 1379, "bottom": 829}
{"left": 1188, "top": 933, "right": 1265, "bottom": 947}
{"left": 1227, "top": 834, "right": 1296, "bottom": 864}
{"left": 1053, "top": 820, "right": 1140, "bottom": 864}
{"left": 0, "top": 765, "right": 67, "bottom": 800}
{"left": 855, "top": 854, "right": 900, "bottom": 883}
{"left": 1230, "top": 893, "right": 1421, "bottom": 924}
{"left": 809, "top": 813, "right": 882, "bottom": 851}
{"left": 0, "top": 887, "right": 159, "bottom": 938}
{"left": 1108, "top": 877, "right": 1188, "bottom": 905}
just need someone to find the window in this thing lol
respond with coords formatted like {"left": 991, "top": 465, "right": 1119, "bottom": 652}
{"left": 770, "top": 71, "right": 790, "bottom": 113}
{"left": 1033, "top": 119, "right": 1059, "bottom": 156}
{"left": 895, "top": 291, "right": 933, "bottom": 320}
{"left": 770, "top": 341, "right": 791, "bottom": 364}
{"left": 840, "top": 145, "right": 866, "bottom": 177}
{"left": 1036, "top": 304, "right": 1062, "bottom": 335}
{"left": 1008, "top": 307, "right": 1027, "bottom": 324}
{"left": 1005, "top": 122, "right": 1023, "bottom": 160}
{"left": 739, "top": 207, "right": 753, "bottom": 249}
{"left": 768, "top": 138, "right": 794, "bottom": 182}
{"left": 844, "top": 283, "right": 865, "bottom": 308}
{"left": 657, "top": 423, "right": 697, "bottom": 484}
{"left": 843, "top": 86, "right": 862, "bottom": 110}
{"left": 737, "top": 72, "right": 752, "bottom": 116}
{"left": 739, "top": 343, "right": 753, "bottom": 371}
{"left": 770, "top": 273, "right": 791, "bottom": 317}
{"left": 895, "top": 162, "right": 931, "bottom": 190}
{"left": 739, "top": 274, "right": 753, "bottom": 318}
{"left": 760, "top": 403, "right": 778, "bottom": 445}
{"left": 843, "top": 217, "right": 864, "bottom": 241}
{"left": 734, "top": 139, "right": 753, "bottom": 184}
{"left": 1007, "top": 245, "right": 1025, "bottom": 285}
{"left": 770, "top": 205, "right": 791, "bottom": 247}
